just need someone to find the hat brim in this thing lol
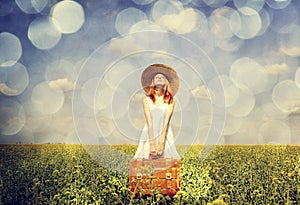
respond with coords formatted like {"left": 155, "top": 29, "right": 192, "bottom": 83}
{"left": 141, "top": 64, "right": 179, "bottom": 95}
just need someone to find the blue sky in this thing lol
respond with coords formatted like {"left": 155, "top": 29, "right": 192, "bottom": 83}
{"left": 0, "top": 0, "right": 300, "bottom": 145}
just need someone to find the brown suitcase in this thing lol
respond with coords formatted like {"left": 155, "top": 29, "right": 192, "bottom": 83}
{"left": 129, "top": 158, "right": 180, "bottom": 197}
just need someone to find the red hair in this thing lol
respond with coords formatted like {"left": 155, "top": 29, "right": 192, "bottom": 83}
{"left": 147, "top": 75, "right": 174, "bottom": 104}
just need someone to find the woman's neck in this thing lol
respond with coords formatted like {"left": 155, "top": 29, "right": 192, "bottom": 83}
{"left": 155, "top": 87, "right": 164, "bottom": 97}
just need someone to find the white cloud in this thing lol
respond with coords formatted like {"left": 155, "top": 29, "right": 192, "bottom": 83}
{"left": 279, "top": 46, "right": 300, "bottom": 56}
{"left": 108, "top": 36, "right": 144, "bottom": 55}
{"left": 191, "top": 85, "right": 210, "bottom": 99}
{"left": 0, "top": 83, "right": 18, "bottom": 95}
{"left": 48, "top": 78, "right": 78, "bottom": 91}
{"left": 289, "top": 108, "right": 300, "bottom": 115}
{"left": 261, "top": 63, "right": 289, "bottom": 75}
{"left": 155, "top": 8, "right": 197, "bottom": 34}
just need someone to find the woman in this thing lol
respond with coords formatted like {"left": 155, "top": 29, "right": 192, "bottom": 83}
{"left": 134, "top": 64, "right": 180, "bottom": 159}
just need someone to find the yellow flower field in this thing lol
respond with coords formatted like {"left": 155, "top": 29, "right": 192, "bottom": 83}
{"left": 0, "top": 144, "right": 299, "bottom": 204}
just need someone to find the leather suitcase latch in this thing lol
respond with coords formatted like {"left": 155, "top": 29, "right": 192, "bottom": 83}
{"left": 136, "top": 172, "right": 142, "bottom": 180}
{"left": 166, "top": 172, "right": 172, "bottom": 179}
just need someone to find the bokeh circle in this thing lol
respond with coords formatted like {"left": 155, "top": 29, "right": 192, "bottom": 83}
{"left": 0, "top": 32, "right": 22, "bottom": 67}
{"left": 0, "top": 99, "right": 26, "bottom": 135}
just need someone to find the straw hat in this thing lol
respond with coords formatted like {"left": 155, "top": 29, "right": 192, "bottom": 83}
{"left": 141, "top": 64, "right": 179, "bottom": 95}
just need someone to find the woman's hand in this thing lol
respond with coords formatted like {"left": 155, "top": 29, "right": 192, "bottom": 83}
{"left": 149, "top": 142, "right": 157, "bottom": 158}
{"left": 156, "top": 140, "right": 165, "bottom": 156}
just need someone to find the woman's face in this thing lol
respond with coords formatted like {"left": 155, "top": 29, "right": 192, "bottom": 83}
{"left": 153, "top": 73, "right": 166, "bottom": 86}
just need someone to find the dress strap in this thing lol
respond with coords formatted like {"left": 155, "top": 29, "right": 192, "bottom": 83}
{"left": 146, "top": 97, "right": 154, "bottom": 108}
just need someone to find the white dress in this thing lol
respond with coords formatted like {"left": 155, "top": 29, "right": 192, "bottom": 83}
{"left": 134, "top": 97, "right": 180, "bottom": 159}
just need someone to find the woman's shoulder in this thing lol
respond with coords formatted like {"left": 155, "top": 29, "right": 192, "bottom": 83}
{"left": 143, "top": 97, "right": 152, "bottom": 105}
{"left": 143, "top": 96, "right": 150, "bottom": 102}
{"left": 168, "top": 98, "right": 175, "bottom": 109}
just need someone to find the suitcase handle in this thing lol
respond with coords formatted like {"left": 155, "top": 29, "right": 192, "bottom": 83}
{"left": 166, "top": 172, "right": 172, "bottom": 179}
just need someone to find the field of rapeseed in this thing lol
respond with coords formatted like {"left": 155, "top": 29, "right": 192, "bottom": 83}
{"left": 0, "top": 144, "right": 300, "bottom": 204}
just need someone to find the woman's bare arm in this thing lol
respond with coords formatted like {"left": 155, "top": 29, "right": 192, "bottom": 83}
{"left": 157, "top": 100, "right": 175, "bottom": 155}
{"left": 143, "top": 98, "right": 156, "bottom": 156}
